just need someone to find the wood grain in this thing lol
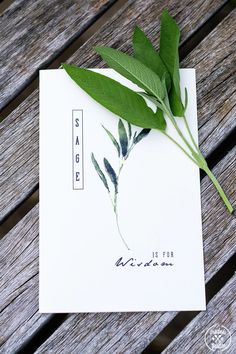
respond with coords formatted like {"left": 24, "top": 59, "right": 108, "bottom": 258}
{"left": 0, "top": 204, "right": 51, "bottom": 352}
{"left": 0, "top": 0, "right": 115, "bottom": 110}
{"left": 182, "top": 9, "right": 236, "bottom": 156}
{"left": 1, "top": 2, "right": 235, "bottom": 351}
{"left": 1, "top": 147, "right": 235, "bottom": 354}
{"left": 0, "top": 2, "right": 233, "bottom": 222}
{"left": 162, "top": 275, "right": 236, "bottom": 353}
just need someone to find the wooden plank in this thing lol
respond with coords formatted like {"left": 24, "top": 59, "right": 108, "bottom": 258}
{"left": 0, "top": 2, "right": 233, "bottom": 222}
{"left": 1, "top": 146, "right": 235, "bottom": 353}
{"left": 0, "top": 0, "right": 116, "bottom": 110}
{"left": 182, "top": 9, "right": 236, "bottom": 156}
{"left": 0, "top": 92, "right": 39, "bottom": 222}
{"left": 0, "top": 204, "right": 51, "bottom": 352}
{"left": 162, "top": 275, "right": 236, "bottom": 353}
{"left": 0, "top": 0, "right": 227, "bottom": 112}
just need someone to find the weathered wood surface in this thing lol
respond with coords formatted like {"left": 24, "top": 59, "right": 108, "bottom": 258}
{"left": 0, "top": 0, "right": 227, "bottom": 111}
{"left": 1, "top": 3, "right": 234, "bottom": 222}
{"left": 1, "top": 147, "right": 235, "bottom": 354}
{"left": 182, "top": 10, "right": 236, "bottom": 156}
{"left": 163, "top": 274, "right": 236, "bottom": 354}
{"left": 1, "top": 1, "right": 235, "bottom": 352}
{"left": 0, "top": 0, "right": 115, "bottom": 110}
{"left": 0, "top": 205, "right": 51, "bottom": 353}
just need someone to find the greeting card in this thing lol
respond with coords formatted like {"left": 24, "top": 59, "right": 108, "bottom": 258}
{"left": 39, "top": 68, "right": 206, "bottom": 312}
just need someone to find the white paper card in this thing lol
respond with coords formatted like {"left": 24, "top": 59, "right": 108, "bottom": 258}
{"left": 39, "top": 68, "right": 206, "bottom": 312}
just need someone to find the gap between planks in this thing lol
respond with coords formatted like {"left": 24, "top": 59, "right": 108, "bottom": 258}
{"left": 0, "top": 0, "right": 128, "bottom": 121}
{"left": 1, "top": 126, "right": 235, "bottom": 239}
{"left": 0, "top": 0, "right": 12, "bottom": 15}
{"left": 179, "top": 0, "right": 236, "bottom": 59}
{"left": 161, "top": 273, "right": 236, "bottom": 353}
{"left": 143, "top": 253, "right": 236, "bottom": 353}
{"left": 1, "top": 0, "right": 233, "bottom": 121}
{"left": 1, "top": 145, "right": 235, "bottom": 354}
{"left": 16, "top": 255, "right": 236, "bottom": 354}
{"left": 1, "top": 2, "right": 235, "bottom": 230}
{"left": 1, "top": 0, "right": 234, "bottom": 122}
{"left": 0, "top": 3, "right": 235, "bottom": 352}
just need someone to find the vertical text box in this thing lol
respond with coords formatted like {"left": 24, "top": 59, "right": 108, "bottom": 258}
{"left": 72, "top": 110, "right": 84, "bottom": 190}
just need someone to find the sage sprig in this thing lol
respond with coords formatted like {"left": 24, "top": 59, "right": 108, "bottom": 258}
{"left": 91, "top": 120, "right": 150, "bottom": 250}
{"left": 63, "top": 9, "right": 233, "bottom": 214}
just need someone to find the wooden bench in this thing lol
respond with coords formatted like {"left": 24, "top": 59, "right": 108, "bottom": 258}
{"left": 0, "top": 0, "right": 235, "bottom": 353}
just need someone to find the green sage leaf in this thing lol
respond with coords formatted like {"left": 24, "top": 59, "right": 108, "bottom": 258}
{"left": 104, "top": 158, "right": 118, "bottom": 193}
{"left": 159, "top": 9, "right": 184, "bottom": 116}
{"left": 137, "top": 92, "right": 167, "bottom": 131}
{"left": 133, "top": 26, "right": 171, "bottom": 90}
{"left": 62, "top": 64, "right": 165, "bottom": 130}
{"left": 118, "top": 119, "right": 128, "bottom": 157}
{"left": 91, "top": 153, "right": 110, "bottom": 192}
{"left": 95, "top": 46, "right": 165, "bottom": 100}
{"left": 161, "top": 72, "right": 171, "bottom": 110}
{"left": 102, "top": 125, "right": 120, "bottom": 157}
{"left": 154, "top": 108, "right": 167, "bottom": 131}
{"left": 138, "top": 91, "right": 161, "bottom": 107}
{"left": 133, "top": 129, "right": 151, "bottom": 144}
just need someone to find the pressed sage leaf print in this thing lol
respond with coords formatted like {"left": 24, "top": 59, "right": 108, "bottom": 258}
{"left": 91, "top": 153, "right": 110, "bottom": 192}
{"left": 133, "top": 25, "right": 171, "bottom": 91}
{"left": 133, "top": 131, "right": 137, "bottom": 141}
{"left": 62, "top": 64, "right": 163, "bottom": 130}
{"left": 184, "top": 87, "right": 188, "bottom": 112}
{"left": 104, "top": 158, "right": 118, "bottom": 193}
{"left": 118, "top": 119, "right": 128, "bottom": 157}
{"left": 102, "top": 125, "right": 120, "bottom": 156}
{"left": 95, "top": 46, "right": 165, "bottom": 100}
{"left": 128, "top": 122, "right": 132, "bottom": 139}
{"left": 133, "top": 129, "right": 151, "bottom": 144}
{"left": 159, "top": 10, "right": 184, "bottom": 116}
{"left": 91, "top": 120, "right": 153, "bottom": 250}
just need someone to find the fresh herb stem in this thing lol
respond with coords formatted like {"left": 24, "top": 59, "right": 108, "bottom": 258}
{"left": 203, "top": 164, "right": 234, "bottom": 214}
{"left": 183, "top": 114, "right": 199, "bottom": 153}
{"left": 162, "top": 104, "right": 197, "bottom": 156}
{"left": 162, "top": 131, "right": 198, "bottom": 165}
{"left": 65, "top": 10, "right": 234, "bottom": 215}
{"left": 159, "top": 102, "right": 234, "bottom": 213}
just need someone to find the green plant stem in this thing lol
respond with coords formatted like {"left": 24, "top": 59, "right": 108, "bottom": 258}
{"left": 203, "top": 164, "right": 234, "bottom": 214}
{"left": 157, "top": 101, "right": 234, "bottom": 214}
{"left": 164, "top": 105, "right": 196, "bottom": 156}
{"left": 162, "top": 131, "right": 198, "bottom": 165}
{"left": 183, "top": 114, "right": 199, "bottom": 152}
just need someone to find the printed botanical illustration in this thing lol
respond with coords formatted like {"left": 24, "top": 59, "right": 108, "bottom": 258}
{"left": 91, "top": 119, "right": 150, "bottom": 250}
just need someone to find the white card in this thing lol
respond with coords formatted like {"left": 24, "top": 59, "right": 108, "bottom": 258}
{"left": 39, "top": 68, "right": 206, "bottom": 312}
